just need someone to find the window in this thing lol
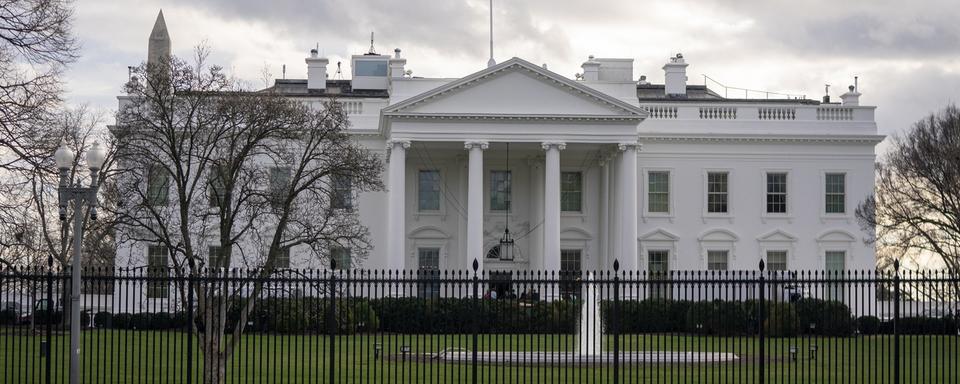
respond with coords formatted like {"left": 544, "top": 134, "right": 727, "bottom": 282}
{"left": 825, "top": 250, "right": 846, "bottom": 300}
{"left": 825, "top": 173, "right": 846, "bottom": 213}
{"left": 417, "top": 248, "right": 440, "bottom": 298}
{"left": 766, "top": 172, "right": 787, "bottom": 214}
{"left": 707, "top": 250, "right": 729, "bottom": 271}
{"left": 269, "top": 167, "right": 291, "bottom": 209}
{"left": 707, "top": 172, "right": 729, "bottom": 213}
{"left": 208, "top": 246, "right": 224, "bottom": 268}
{"left": 648, "top": 250, "right": 671, "bottom": 299}
{"left": 146, "top": 246, "right": 169, "bottom": 299}
{"left": 560, "top": 172, "right": 582, "bottom": 212}
{"left": 418, "top": 170, "right": 441, "bottom": 211}
{"left": 331, "top": 174, "right": 352, "bottom": 210}
{"left": 559, "top": 249, "right": 582, "bottom": 299}
{"left": 208, "top": 167, "right": 226, "bottom": 208}
{"left": 354, "top": 60, "right": 388, "bottom": 76}
{"left": 146, "top": 165, "right": 169, "bottom": 206}
{"left": 490, "top": 171, "right": 511, "bottom": 211}
{"left": 331, "top": 247, "right": 350, "bottom": 270}
{"left": 648, "top": 171, "right": 670, "bottom": 213}
{"left": 766, "top": 250, "right": 788, "bottom": 271}
{"left": 275, "top": 248, "right": 290, "bottom": 269}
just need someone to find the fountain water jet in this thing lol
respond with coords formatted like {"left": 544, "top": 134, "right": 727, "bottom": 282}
{"left": 577, "top": 271, "right": 602, "bottom": 356}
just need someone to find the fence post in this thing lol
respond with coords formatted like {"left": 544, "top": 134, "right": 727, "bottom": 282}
{"left": 186, "top": 271, "right": 194, "bottom": 384}
{"left": 613, "top": 259, "right": 620, "bottom": 384}
{"left": 471, "top": 259, "right": 479, "bottom": 384}
{"left": 45, "top": 257, "right": 53, "bottom": 384}
{"left": 893, "top": 260, "right": 900, "bottom": 384}
{"left": 758, "top": 260, "right": 766, "bottom": 384}
{"left": 328, "top": 261, "right": 337, "bottom": 384}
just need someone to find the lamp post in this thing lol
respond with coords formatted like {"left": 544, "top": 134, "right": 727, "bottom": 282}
{"left": 55, "top": 140, "right": 105, "bottom": 384}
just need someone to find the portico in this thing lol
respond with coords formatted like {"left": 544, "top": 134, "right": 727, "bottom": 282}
{"left": 379, "top": 58, "right": 647, "bottom": 272}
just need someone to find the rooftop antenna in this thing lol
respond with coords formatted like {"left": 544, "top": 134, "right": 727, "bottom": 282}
{"left": 368, "top": 32, "right": 376, "bottom": 55}
{"left": 487, "top": 0, "right": 496, "bottom": 67}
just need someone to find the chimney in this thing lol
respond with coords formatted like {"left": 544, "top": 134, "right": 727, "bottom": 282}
{"left": 389, "top": 48, "right": 407, "bottom": 78}
{"left": 663, "top": 53, "right": 688, "bottom": 96}
{"left": 580, "top": 55, "right": 600, "bottom": 81}
{"left": 840, "top": 85, "right": 861, "bottom": 106}
{"left": 305, "top": 49, "right": 328, "bottom": 90}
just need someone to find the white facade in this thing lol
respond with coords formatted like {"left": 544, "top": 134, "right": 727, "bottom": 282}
{"left": 114, "top": 19, "right": 881, "bottom": 280}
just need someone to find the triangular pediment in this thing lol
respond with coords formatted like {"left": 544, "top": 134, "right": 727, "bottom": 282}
{"left": 640, "top": 228, "right": 679, "bottom": 241}
{"left": 383, "top": 58, "right": 646, "bottom": 118}
{"left": 757, "top": 229, "right": 797, "bottom": 243}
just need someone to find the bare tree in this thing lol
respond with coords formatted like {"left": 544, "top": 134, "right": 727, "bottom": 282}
{"left": 112, "top": 50, "right": 383, "bottom": 383}
{"left": 0, "top": 0, "right": 78, "bottom": 169}
{"left": 857, "top": 104, "right": 960, "bottom": 299}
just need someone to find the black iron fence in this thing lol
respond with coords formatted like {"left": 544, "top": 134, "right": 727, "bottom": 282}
{"left": 1, "top": 261, "right": 958, "bottom": 383}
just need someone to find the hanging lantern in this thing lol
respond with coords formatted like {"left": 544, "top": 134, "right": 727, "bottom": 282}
{"left": 499, "top": 228, "right": 515, "bottom": 261}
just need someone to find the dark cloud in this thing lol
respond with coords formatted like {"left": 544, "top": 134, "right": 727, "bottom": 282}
{"left": 165, "top": 0, "right": 570, "bottom": 64}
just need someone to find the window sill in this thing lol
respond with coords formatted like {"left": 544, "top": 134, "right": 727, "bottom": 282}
{"left": 819, "top": 214, "right": 852, "bottom": 224}
{"left": 642, "top": 213, "right": 674, "bottom": 223}
{"left": 761, "top": 214, "right": 793, "bottom": 224}
{"left": 701, "top": 214, "right": 734, "bottom": 224}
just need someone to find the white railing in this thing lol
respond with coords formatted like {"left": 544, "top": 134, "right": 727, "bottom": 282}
{"left": 816, "top": 106, "right": 854, "bottom": 121}
{"left": 644, "top": 105, "right": 678, "bottom": 119}
{"left": 640, "top": 103, "right": 873, "bottom": 124}
{"left": 699, "top": 106, "right": 737, "bottom": 120}
{"left": 758, "top": 107, "right": 796, "bottom": 120}
{"left": 340, "top": 100, "right": 364, "bottom": 115}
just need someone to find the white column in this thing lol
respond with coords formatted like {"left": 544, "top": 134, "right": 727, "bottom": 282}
{"left": 541, "top": 141, "right": 565, "bottom": 272}
{"left": 465, "top": 141, "right": 489, "bottom": 272}
{"left": 609, "top": 151, "right": 620, "bottom": 267}
{"left": 387, "top": 139, "right": 411, "bottom": 270}
{"left": 618, "top": 141, "right": 641, "bottom": 271}
{"left": 599, "top": 157, "right": 610, "bottom": 270}
{"left": 528, "top": 156, "right": 545, "bottom": 270}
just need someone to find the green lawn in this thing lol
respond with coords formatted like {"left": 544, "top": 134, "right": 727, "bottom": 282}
{"left": 1, "top": 329, "right": 957, "bottom": 383}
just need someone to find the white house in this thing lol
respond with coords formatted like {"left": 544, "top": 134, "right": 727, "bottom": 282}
{"left": 114, "top": 13, "right": 880, "bottom": 291}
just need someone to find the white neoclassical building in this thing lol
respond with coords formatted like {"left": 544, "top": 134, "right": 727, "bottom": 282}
{"left": 115, "top": 14, "right": 881, "bottom": 282}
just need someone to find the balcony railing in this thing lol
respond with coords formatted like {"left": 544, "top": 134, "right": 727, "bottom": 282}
{"left": 641, "top": 103, "right": 873, "bottom": 123}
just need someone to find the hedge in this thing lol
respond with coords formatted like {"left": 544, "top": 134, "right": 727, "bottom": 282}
{"left": 0, "top": 309, "right": 17, "bottom": 325}
{"left": 793, "top": 298, "right": 854, "bottom": 336}
{"left": 856, "top": 316, "right": 881, "bottom": 335}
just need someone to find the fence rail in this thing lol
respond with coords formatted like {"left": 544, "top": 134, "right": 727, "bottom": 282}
{"left": 1, "top": 262, "right": 958, "bottom": 383}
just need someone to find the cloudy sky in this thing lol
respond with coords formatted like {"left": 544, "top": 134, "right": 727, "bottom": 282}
{"left": 65, "top": 0, "right": 960, "bottom": 148}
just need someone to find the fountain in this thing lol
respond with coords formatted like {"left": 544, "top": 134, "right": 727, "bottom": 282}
{"left": 577, "top": 272, "right": 602, "bottom": 356}
{"left": 435, "top": 268, "right": 740, "bottom": 365}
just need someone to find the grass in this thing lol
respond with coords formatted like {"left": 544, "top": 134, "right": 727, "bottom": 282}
{"left": 1, "top": 329, "right": 958, "bottom": 383}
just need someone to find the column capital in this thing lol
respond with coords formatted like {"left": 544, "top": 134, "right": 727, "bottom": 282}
{"left": 386, "top": 138, "right": 412, "bottom": 150}
{"left": 464, "top": 140, "right": 489, "bottom": 150}
{"left": 540, "top": 141, "right": 567, "bottom": 151}
{"left": 617, "top": 141, "right": 642, "bottom": 151}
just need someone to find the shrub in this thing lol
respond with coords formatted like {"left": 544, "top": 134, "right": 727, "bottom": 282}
{"left": 131, "top": 313, "right": 152, "bottom": 330}
{"left": 601, "top": 299, "right": 690, "bottom": 333}
{"left": 33, "top": 310, "right": 62, "bottom": 325}
{"left": 856, "top": 316, "right": 881, "bottom": 335}
{"left": 94, "top": 312, "right": 113, "bottom": 328}
{"left": 896, "top": 316, "right": 956, "bottom": 335}
{"left": 685, "top": 300, "right": 749, "bottom": 336}
{"left": 81, "top": 310, "right": 92, "bottom": 328}
{"left": 112, "top": 313, "right": 132, "bottom": 329}
{"left": 763, "top": 302, "right": 800, "bottom": 338}
{"left": 0, "top": 309, "right": 16, "bottom": 325}
{"left": 793, "top": 299, "right": 854, "bottom": 336}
